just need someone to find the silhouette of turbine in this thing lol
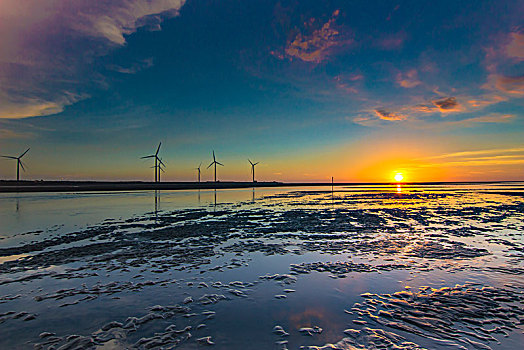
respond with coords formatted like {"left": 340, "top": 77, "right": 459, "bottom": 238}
{"left": 248, "top": 159, "right": 259, "bottom": 183}
{"left": 195, "top": 162, "right": 202, "bottom": 183}
{"left": 207, "top": 150, "right": 223, "bottom": 182}
{"left": 2, "top": 148, "right": 30, "bottom": 181}
{"left": 141, "top": 142, "right": 163, "bottom": 182}
{"left": 156, "top": 157, "right": 166, "bottom": 182}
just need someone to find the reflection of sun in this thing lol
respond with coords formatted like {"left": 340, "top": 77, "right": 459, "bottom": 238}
{"left": 394, "top": 173, "right": 403, "bottom": 182}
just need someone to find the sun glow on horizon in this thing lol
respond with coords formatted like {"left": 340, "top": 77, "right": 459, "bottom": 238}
{"left": 394, "top": 173, "right": 404, "bottom": 182}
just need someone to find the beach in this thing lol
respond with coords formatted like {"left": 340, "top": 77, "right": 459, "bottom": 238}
{"left": 0, "top": 183, "right": 523, "bottom": 349}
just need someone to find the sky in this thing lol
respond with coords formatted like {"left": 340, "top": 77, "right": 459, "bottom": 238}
{"left": 0, "top": 0, "right": 523, "bottom": 182}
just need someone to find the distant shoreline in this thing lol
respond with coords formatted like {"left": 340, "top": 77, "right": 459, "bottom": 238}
{"left": 0, "top": 180, "right": 521, "bottom": 193}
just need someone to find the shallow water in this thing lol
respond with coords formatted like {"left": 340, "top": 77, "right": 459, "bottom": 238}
{"left": 0, "top": 184, "right": 523, "bottom": 349}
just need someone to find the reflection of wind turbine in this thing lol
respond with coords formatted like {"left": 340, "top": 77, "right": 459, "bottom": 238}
{"left": 2, "top": 148, "right": 30, "bottom": 181}
{"left": 195, "top": 162, "right": 202, "bottom": 183}
{"left": 248, "top": 159, "right": 259, "bottom": 183}
{"left": 207, "top": 150, "right": 223, "bottom": 182}
{"left": 141, "top": 142, "right": 162, "bottom": 182}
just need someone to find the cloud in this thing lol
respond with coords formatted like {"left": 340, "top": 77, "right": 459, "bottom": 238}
{"left": 432, "top": 97, "right": 462, "bottom": 113}
{"left": 283, "top": 10, "right": 352, "bottom": 63}
{"left": 374, "top": 109, "right": 407, "bottom": 121}
{"left": 442, "top": 113, "right": 515, "bottom": 127}
{"left": 422, "top": 147, "right": 524, "bottom": 160}
{"left": 396, "top": 69, "right": 421, "bottom": 88}
{"left": 375, "top": 32, "right": 406, "bottom": 50}
{"left": 467, "top": 95, "right": 507, "bottom": 108}
{"left": 68, "top": 1, "right": 185, "bottom": 45}
{"left": 417, "top": 147, "right": 524, "bottom": 168}
{"left": 506, "top": 32, "right": 524, "bottom": 61}
{"left": 108, "top": 58, "right": 155, "bottom": 74}
{"left": 334, "top": 74, "right": 363, "bottom": 94}
{"left": 484, "top": 74, "right": 524, "bottom": 95}
{"left": 0, "top": 0, "right": 186, "bottom": 119}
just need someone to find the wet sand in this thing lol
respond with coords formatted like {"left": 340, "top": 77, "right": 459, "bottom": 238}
{"left": 0, "top": 184, "right": 523, "bottom": 349}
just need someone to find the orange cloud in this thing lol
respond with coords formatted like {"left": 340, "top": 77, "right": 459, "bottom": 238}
{"left": 409, "top": 104, "right": 437, "bottom": 113}
{"left": 374, "top": 109, "right": 407, "bottom": 121}
{"left": 467, "top": 95, "right": 507, "bottom": 108}
{"left": 506, "top": 32, "right": 524, "bottom": 61}
{"left": 432, "top": 97, "right": 462, "bottom": 113}
{"left": 396, "top": 69, "right": 421, "bottom": 88}
{"left": 442, "top": 113, "right": 514, "bottom": 127}
{"left": 487, "top": 74, "right": 524, "bottom": 95}
{"left": 284, "top": 10, "right": 351, "bottom": 63}
{"left": 421, "top": 147, "right": 524, "bottom": 160}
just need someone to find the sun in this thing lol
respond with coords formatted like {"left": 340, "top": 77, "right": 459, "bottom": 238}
{"left": 394, "top": 173, "right": 404, "bottom": 182}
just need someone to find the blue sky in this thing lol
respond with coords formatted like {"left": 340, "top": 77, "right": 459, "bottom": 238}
{"left": 0, "top": 0, "right": 523, "bottom": 182}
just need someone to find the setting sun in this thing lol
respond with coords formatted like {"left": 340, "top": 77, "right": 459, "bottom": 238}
{"left": 394, "top": 173, "right": 404, "bottom": 182}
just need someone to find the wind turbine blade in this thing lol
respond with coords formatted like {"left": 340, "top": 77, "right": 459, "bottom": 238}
{"left": 207, "top": 162, "right": 214, "bottom": 169}
{"left": 19, "top": 160, "right": 26, "bottom": 171}
{"left": 254, "top": 162, "right": 259, "bottom": 165}
{"left": 1, "top": 156, "right": 17, "bottom": 159}
{"left": 155, "top": 142, "right": 161, "bottom": 156}
{"left": 199, "top": 162, "right": 202, "bottom": 168}
{"left": 158, "top": 158, "right": 166, "bottom": 167}
{"left": 248, "top": 159, "right": 253, "bottom": 165}
{"left": 217, "top": 162, "right": 224, "bottom": 166}
{"left": 141, "top": 155, "right": 155, "bottom": 159}
{"left": 19, "top": 148, "right": 30, "bottom": 158}
{"left": 159, "top": 167, "right": 165, "bottom": 173}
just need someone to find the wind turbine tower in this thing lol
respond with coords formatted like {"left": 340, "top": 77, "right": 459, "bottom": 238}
{"left": 248, "top": 159, "right": 259, "bottom": 183}
{"left": 195, "top": 162, "right": 202, "bottom": 183}
{"left": 207, "top": 150, "right": 223, "bottom": 182}
{"left": 2, "top": 148, "right": 30, "bottom": 181}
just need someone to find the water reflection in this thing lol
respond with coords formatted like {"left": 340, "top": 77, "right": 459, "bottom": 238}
{"left": 397, "top": 184, "right": 402, "bottom": 193}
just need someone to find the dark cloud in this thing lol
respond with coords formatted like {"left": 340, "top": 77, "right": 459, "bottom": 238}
{"left": 374, "top": 109, "right": 406, "bottom": 121}
{"left": 433, "top": 97, "right": 461, "bottom": 112}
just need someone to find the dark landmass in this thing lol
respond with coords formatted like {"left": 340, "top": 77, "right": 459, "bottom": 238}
{"left": 0, "top": 180, "right": 521, "bottom": 193}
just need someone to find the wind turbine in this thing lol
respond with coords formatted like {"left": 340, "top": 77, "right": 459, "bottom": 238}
{"left": 195, "top": 162, "right": 202, "bottom": 183}
{"left": 141, "top": 142, "right": 162, "bottom": 182}
{"left": 2, "top": 148, "right": 30, "bottom": 181}
{"left": 248, "top": 159, "right": 259, "bottom": 183}
{"left": 207, "top": 150, "right": 223, "bottom": 182}
{"left": 156, "top": 158, "right": 166, "bottom": 182}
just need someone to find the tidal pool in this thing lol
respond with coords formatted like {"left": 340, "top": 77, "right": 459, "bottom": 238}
{"left": 0, "top": 184, "right": 523, "bottom": 349}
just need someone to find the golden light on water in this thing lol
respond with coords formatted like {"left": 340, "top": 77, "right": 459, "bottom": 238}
{"left": 394, "top": 173, "right": 404, "bottom": 182}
